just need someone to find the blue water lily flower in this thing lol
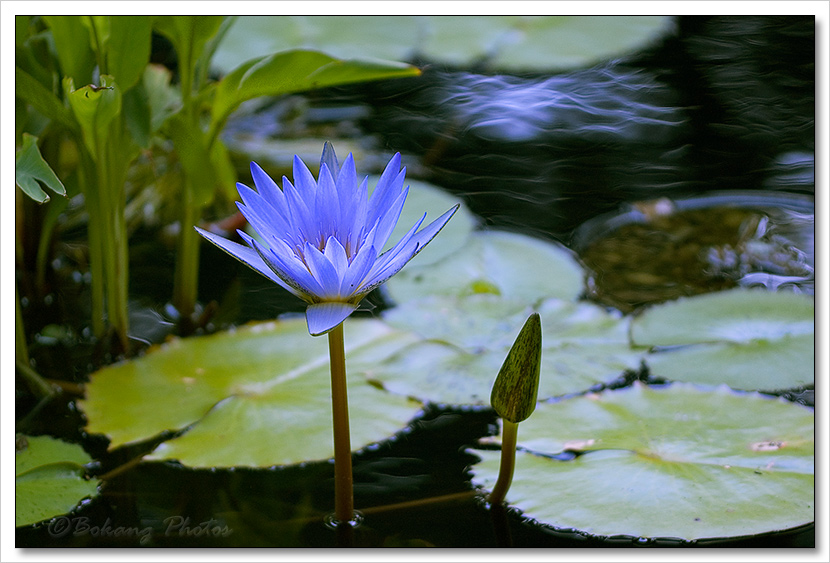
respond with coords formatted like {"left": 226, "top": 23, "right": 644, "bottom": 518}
{"left": 196, "top": 144, "right": 458, "bottom": 336}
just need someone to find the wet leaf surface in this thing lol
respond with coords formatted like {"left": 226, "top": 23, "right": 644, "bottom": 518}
{"left": 469, "top": 383, "right": 814, "bottom": 540}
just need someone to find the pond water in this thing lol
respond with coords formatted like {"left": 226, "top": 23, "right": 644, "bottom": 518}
{"left": 15, "top": 16, "right": 815, "bottom": 548}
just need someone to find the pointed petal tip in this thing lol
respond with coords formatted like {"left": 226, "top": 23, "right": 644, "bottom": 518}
{"left": 306, "top": 302, "right": 359, "bottom": 336}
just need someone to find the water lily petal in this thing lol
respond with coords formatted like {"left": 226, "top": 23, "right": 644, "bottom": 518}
{"left": 315, "top": 165, "right": 340, "bottom": 242}
{"left": 323, "top": 236, "right": 350, "bottom": 276}
{"left": 292, "top": 154, "right": 318, "bottom": 196}
{"left": 249, "top": 237, "right": 322, "bottom": 300}
{"left": 362, "top": 205, "right": 459, "bottom": 294}
{"left": 196, "top": 144, "right": 458, "bottom": 336}
{"left": 342, "top": 243, "right": 377, "bottom": 296}
{"left": 303, "top": 241, "right": 343, "bottom": 299}
{"left": 195, "top": 227, "right": 294, "bottom": 293}
{"left": 320, "top": 142, "right": 339, "bottom": 181}
{"left": 306, "top": 302, "right": 359, "bottom": 336}
{"left": 373, "top": 186, "right": 410, "bottom": 252}
{"left": 236, "top": 190, "right": 292, "bottom": 244}
{"left": 250, "top": 162, "right": 287, "bottom": 210}
{"left": 368, "top": 155, "right": 405, "bottom": 225}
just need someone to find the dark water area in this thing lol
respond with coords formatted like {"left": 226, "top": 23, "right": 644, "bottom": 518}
{"left": 16, "top": 15, "right": 816, "bottom": 548}
{"left": 306, "top": 15, "right": 814, "bottom": 238}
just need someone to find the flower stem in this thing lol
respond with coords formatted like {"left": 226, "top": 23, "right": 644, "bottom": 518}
{"left": 327, "top": 322, "right": 354, "bottom": 524}
{"left": 488, "top": 419, "right": 518, "bottom": 507}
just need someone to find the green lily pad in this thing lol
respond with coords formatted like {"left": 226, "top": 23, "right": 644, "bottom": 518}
{"left": 384, "top": 230, "right": 585, "bottom": 305}
{"left": 213, "top": 16, "right": 673, "bottom": 74}
{"left": 16, "top": 435, "right": 100, "bottom": 527}
{"left": 81, "top": 318, "right": 424, "bottom": 467}
{"left": 469, "top": 383, "right": 814, "bottom": 540}
{"left": 631, "top": 289, "right": 814, "bottom": 391}
{"left": 373, "top": 295, "right": 642, "bottom": 405}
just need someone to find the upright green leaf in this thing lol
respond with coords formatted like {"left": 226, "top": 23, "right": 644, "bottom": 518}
{"left": 208, "top": 50, "right": 420, "bottom": 140}
{"left": 153, "top": 15, "right": 225, "bottom": 94}
{"left": 65, "top": 75, "right": 122, "bottom": 159}
{"left": 16, "top": 134, "right": 66, "bottom": 203}
{"left": 107, "top": 16, "right": 152, "bottom": 91}
{"left": 42, "top": 16, "right": 96, "bottom": 85}
{"left": 143, "top": 64, "right": 181, "bottom": 132}
{"left": 15, "top": 67, "right": 77, "bottom": 131}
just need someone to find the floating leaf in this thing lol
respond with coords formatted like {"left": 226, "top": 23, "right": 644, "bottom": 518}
{"left": 384, "top": 230, "right": 585, "bottom": 305}
{"left": 15, "top": 134, "right": 66, "bottom": 203}
{"left": 81, "top": 319, "right": 424, "bottom": 467}
{"left": 469, "top": 383, "right": 814, "bottom": 540}
{"left": 374, "top": 296, "right": 642, "bottom": 405}
{"left": 632, "top": 289, "right": 814, "bottom": 391}
{"left": 213, "top": 16, "right": 673, "bottom": 74}
{"left": 15, "top": 435, "right": 100, "bottom": 527}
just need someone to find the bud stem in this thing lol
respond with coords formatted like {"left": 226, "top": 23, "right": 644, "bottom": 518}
{"left": 488, "top": 419, "right": 519, "bottom": 507}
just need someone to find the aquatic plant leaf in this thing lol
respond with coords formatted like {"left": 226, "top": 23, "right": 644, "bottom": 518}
{"left": 15, "top": 435, "right": 100, "bottom": 527}
{"left": 212, "top": 16, "right": 673, "bottom": 74}
{"left": 64, "top": 75, "right": 122, "bottom": 159}
{"left": 15, "top": 134, "right": 66, "bottom": 203}
{"left": 491, "top": 16, "right": 672, "bottom": 71}
{"left": 209, "top": 49, "right": 419, "bottom": 140}
{"left": 375, "top": 295, "right": 642, "bottom": 405}
{"left": 469, "top": 383, "right": 814, "bottom": 540}
{"left": 42, "top": 16, "right": 97, "bottom": 85}
{"left": 383, "top": 230, "right": 584, "bottom": 305}
{"left": 106, "top": 16, "right": 153, "bottom": 91}
{"left": 631, "top": 289, "right": 814, "bottom": 391}
{"left": 81, "top": 318, "right": 423, "bottom": 468}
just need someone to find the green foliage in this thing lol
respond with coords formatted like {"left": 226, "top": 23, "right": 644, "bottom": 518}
{"left": 213, "top": 16, "right": 674, "bottom": 74}
{"left": 81, "top": 319, "right": 423, "bottom": 467}
{"left": 15, "top": 435, "right": 100, "bottom": 527}
{"left": 470, "top": 383, "right": 814, "bottom": 540}
{"left": 384, "top": 230, "right": 585, "bottom": 304}
{"left": 633, "top": 289, "right": 814, "bottom": 391}
{"left": 15, "top": 134, "right": 66, "bottom": 203}
{"left": 209, "top": 50, "right": 419, "bottom": 141}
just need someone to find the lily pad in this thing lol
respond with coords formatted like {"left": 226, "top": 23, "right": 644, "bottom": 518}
{"left": 383, "top": 230, "right": 585, "bottom": 305}
{"left": 213, "top": 16, "right": 673, "bottom": 74}
{"left": 16, "top": 435, "right": 100, "bottom": 527}
{"left": 631, "top": 289, "right": 814, "bottom": 391}
{"left": 373, "top": 295, "right": 642, "bottom": 405}
{"left": 81, "top": 318, "right": 424, "bottom": 467}
{"left": 469, "top": 383, "right": 814, "bottom": 540}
